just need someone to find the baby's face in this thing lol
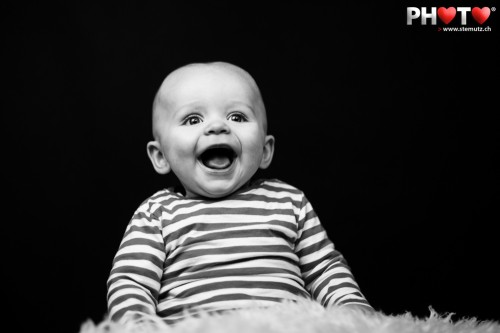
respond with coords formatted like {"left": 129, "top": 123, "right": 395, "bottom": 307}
{"left": 151, "top": 64, "right": 273, "bottom": 199}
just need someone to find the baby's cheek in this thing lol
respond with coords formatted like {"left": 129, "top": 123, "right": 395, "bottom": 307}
{"left": 245, "top": 141, "right": 266, "bottom": 161}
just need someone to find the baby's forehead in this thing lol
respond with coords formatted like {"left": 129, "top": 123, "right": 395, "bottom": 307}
{"left": 161, "top": 63, "right": 257, "bottom": 96}
{"left": 157, "top": 64, "right": 264, "bottom": 111}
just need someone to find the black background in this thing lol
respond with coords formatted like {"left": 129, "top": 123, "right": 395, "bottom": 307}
{"left": 4, "top": 2, "right": 499, "bottom": 333}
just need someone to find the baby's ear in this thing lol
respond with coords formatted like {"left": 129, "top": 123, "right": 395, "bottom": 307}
{"left": 259, "top": 135, "right": 275, "bottom": 169}
{"left": 147, "top": 141, "right": 171, "bottom": 174}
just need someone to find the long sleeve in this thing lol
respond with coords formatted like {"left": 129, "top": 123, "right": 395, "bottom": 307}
{"left": 106, "top": 201, "right": 166, "bottom": 322}
{"left": 295, "top": 195, "right": 372, "bottom": 310}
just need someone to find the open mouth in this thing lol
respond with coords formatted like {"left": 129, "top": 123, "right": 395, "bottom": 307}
{"left": 199, "top": 146, "right": 236, "bottom": 170}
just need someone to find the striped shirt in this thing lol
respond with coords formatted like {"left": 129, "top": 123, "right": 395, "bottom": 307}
{"left": 107, "top": 178, "right": 371, "bottom": 324}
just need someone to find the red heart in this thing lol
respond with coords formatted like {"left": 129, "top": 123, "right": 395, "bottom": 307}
{"left": 471, "top": 7, "right": 491, "bottom": 25}
{"left": 437, "top": 7, "right": 456, "bottom": 25}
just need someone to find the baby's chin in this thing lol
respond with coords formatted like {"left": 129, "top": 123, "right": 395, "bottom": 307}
{"left": 186, "top": 180, "right": 248, "bottom": 199}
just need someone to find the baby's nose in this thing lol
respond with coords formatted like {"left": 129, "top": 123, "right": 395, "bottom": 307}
{"left": 205, "top": 119, "right": 230, "bottom": 135}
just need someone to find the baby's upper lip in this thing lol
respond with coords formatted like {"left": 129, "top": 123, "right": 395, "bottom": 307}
{"left": 197, "top": 141, "right": 239, "bottom": 157}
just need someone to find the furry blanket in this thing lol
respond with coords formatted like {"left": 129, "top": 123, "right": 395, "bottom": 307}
{"left": 80, "top": 300, "right": 500, "bottom": 333}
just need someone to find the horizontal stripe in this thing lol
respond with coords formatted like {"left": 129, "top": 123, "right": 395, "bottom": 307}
{"left": 160, "top": 259, "right": 302, "bottom": 290}
{"left": 163, "top": 213, "right": 297, "bottom": 235}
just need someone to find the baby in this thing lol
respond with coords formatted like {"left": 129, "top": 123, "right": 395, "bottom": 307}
{"left": 107, "top": 61, "right": 373, "bottom": 324}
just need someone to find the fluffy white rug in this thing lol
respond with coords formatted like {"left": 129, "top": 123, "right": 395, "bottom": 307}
{"left": 80, "top": 300, "right": 500, "bottom": 333}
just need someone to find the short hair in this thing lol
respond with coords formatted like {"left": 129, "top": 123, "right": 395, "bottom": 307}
{"left": 151, "top": 61, "right": 267, "bottom": 139}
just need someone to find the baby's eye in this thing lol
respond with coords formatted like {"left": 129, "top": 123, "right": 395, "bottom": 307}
{"left": 182, "top": 115, "right": 202, "bottom": 126}
{"left": 228, "top": 113, "right": 247, "bottom": 122}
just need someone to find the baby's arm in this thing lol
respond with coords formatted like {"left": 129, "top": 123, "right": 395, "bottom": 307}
{"left": 106, "top": 203, "right": 166, "bottom": 323}
{"left": 295, "top": 195, "right": 374, "bottom": 311}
